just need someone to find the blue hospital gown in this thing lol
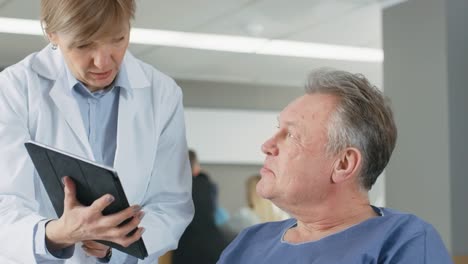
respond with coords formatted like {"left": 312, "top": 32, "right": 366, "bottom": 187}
{"left": 217, "top": 207, "right": 452, "bottom": 264}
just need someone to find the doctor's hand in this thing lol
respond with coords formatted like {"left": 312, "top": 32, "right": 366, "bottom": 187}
{"left": 45, "top": 176, "right": 145, "bottom": 252}
{"left": 82, "top": 240, "right": 110, "bottom": 258}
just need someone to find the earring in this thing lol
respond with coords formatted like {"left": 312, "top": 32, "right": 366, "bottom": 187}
{"left": 51, "top": 43, "right": 57, "bottom": 50}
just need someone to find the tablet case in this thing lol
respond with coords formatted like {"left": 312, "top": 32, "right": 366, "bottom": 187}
{"left": 24, "top": 141, "right": 148, "bottom": 259}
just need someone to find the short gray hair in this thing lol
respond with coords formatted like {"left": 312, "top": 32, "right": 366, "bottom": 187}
{"left": 305, "top": 68, "right": 397, "bottom": 190}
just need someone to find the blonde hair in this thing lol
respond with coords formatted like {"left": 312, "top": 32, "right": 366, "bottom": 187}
{"left": 40, "top": 0, "right": 135, "bottom": 47}
{"left": 246, "top": 175, "right": 287, "bottom": 222}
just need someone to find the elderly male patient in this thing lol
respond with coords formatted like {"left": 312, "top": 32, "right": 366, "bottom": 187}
{"left": 217, "top": 69, "right": 452, "bottom": 264}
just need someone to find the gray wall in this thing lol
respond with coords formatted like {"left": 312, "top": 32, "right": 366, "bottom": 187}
{"left": 384, "top": 0, "right": 468, "bottom": 254}
{"left": 446, "top": 0, "right": 468, "bottom": 256}
{"left": 178, "top": 79, "right": 302, "bottom": 111}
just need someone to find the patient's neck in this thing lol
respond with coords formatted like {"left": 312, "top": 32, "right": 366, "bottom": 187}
{"left": 283, "top": 188, "right": 378, "bottom": 243}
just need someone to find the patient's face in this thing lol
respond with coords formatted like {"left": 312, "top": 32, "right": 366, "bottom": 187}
{"left": 257, "top": 93, "right": 338, "bottom": 211}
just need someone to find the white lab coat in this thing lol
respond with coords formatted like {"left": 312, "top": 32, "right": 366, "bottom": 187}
{"left": 0, "top": 45, "right": 194, "bottom": 263}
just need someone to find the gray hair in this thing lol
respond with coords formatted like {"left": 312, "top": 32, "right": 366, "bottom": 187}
{"left": 305, "top": 68, "right": 397, "bottom": 190}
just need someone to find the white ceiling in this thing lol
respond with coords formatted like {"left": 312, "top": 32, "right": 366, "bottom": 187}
{"left": 0, "top": 0, "right": 401, "bottom": 87}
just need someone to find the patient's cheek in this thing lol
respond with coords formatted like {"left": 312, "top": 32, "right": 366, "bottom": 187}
{"left": 256, "top": 178, "right": 272, "bottom": 199}
{"left": 287, "top": 146, "right": 302, "bottom": 160}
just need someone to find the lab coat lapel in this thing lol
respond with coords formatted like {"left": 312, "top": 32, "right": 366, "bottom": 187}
{"left": 112, "top": 52, "right": 150, "bottom": 203}
{"left": 113, "top": 89, "right": 138, "bottom": 201}
{"left": 32, "top": 44, "right": 94, "bottom": 158}
{"left": 49, "top": 76, "right": 94, "bottom": 159}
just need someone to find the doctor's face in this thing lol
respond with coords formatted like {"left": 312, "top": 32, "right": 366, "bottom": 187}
{"left": 49, "top": 22, "right": 130, "bottom": 92}
{"left": 258, "top": 93, "right": 339, "bottom": 211}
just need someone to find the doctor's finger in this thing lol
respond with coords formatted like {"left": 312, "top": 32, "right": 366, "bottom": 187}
{"left": 62, "top": 176, "right": 78, "bottom": 209}
{"left": 82, "top": 244, "right": 108, "bottom": 258}
{"left": 103, "top": 205, "right": 142, "bottom": 227}
{"left": 113, "top": 213, "right": 143, "bottom": 237}
{"left": 89, "top": 193, "right": 115, "bottom": 213}
{"left": 82, "top": 240, "right": 109, "bottom": 251}
{"left": 112, "top": 227, "right": 145, "bottom": 248}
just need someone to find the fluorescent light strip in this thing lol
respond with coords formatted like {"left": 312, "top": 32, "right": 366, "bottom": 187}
{"left": 258, "top": 40, "right": 383, "bottom": 62}
{"left": 130, "top": 28, "right": 269, "bottom": 53}
{"left": 0, "top": 17, "right": 43, "bottom": 36}
{"left": 0, "top": 17, "right": 383, "bottom": 62}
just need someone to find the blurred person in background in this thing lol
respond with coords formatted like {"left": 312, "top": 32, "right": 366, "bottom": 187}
{"left": 172, "top": 150, "right": 229, "bottom": 264}
{"left": 217, "top": 69, "right": 452, "bottom": 264}
{"left": 0, "top": 0, "right": 193, "bottom": 263}
{"left": 226, "top": 174, "right": 288, "bottom": 235}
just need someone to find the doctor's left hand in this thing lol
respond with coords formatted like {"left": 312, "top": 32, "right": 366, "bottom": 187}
{"left": 44, "top": 176, "right": 145, "bottom": 252}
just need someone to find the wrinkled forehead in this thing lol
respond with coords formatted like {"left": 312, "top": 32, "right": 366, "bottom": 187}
{"left": 285, "top": 93, "right": 337, "bottom": 115}
{"left": 279, "top": 94, "right": 338, "bottom": 132}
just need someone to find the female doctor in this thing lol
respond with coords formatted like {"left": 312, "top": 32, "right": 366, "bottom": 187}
{"left": 0, "top": 0, "right": 194, "bottom": 263}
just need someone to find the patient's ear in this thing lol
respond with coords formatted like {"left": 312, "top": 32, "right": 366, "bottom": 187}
{"left": 331, "top": 147, "right": 361, "bottom": 184}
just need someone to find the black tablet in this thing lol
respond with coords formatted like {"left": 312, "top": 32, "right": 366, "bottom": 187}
{"left": 24, "top": 140, "right": 148, "bottom": 259}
